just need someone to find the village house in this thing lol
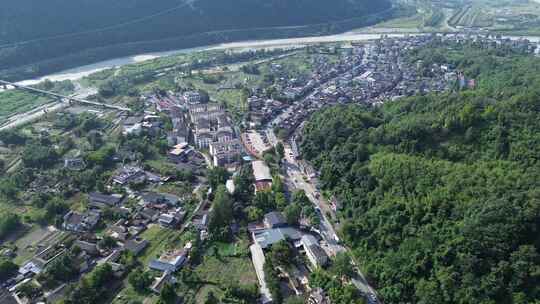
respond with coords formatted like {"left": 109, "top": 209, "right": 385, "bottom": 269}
{"left": 88, "top": 192, "right": 124, "bottom": 209}
{"left": 139, "top": 207, "right": 159, "bottom": 222}
{"left": 158, "top": 208, "right": 186, "bottom": 228}
{"left": 122, "top": 116, "right": 143, "bottom": 135}
{"left": 140, "top": 192, "right": 181, "bottom": 207}
{"left": 148, "top": 242, "right": 192, "bottom": 273}
{"left": 112, "top": 166, "right": 146, "bottom": 185}
{"left": 74, "top": 240, "right": 100, "bottom": 256}
{"left": 62, "top": 210, "right": 100, "bottom": 232}
{"left": 63, "top": 158, "right": 86, "bottom": 171}
{"left": 264, "top": 211, "right": 287, "bottom": 229}
{"left": 167, "top": 142, "right": 192, "bottom": 163}
{"left": 123, "top": 238, "right": 149, "bottom": 256}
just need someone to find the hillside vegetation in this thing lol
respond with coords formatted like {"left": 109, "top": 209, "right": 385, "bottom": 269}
{"left": 0, "top": 0, "right": 391, "bottom": 80}
{"left": 300, "top": 42, "right": 540, "bottom": 303}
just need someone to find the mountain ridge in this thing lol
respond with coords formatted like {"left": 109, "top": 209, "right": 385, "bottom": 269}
{"left": 0, "top": 0, "right": 393, "bottom": 80}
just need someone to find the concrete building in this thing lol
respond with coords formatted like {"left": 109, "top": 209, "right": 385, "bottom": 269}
{"left": 252, "top": 160, "right": 273, "bottom": 191}
{"left": 209, "top": 139, "right": 242, "bottom": 167}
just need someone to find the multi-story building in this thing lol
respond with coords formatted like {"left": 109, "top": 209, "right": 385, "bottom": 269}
{"left": 209, "top": 139, "right": 242, "bottom": 167}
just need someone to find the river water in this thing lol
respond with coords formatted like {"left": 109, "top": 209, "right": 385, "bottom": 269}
{"left": 11, "top": 31, "right": 540, "bottom": 87}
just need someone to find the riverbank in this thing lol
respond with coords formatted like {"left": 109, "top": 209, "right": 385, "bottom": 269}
{"left": 14, "top": 32, "right": 412, "bottom": 87}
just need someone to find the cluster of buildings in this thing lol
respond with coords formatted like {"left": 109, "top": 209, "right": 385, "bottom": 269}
{"left": 256, "top": 34, "right": 540, "bottom": 138}
{"left": 188, "top": 103, "right": 242, "bottom": 167}
{"left": 249, "top": 211, "right": 330, "bottom": 304}
{"left": 145, "top": 91, "right": 244, "bottom": 169}
{"left": 247, "top": 96, "right": 288, "bottom": 127}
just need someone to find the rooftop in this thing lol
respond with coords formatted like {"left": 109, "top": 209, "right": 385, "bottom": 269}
{"left": 252, "top": 160, "right": 272, "bottom": 182}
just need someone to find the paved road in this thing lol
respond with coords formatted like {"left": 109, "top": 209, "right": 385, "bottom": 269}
{"left": 284, "top": 148, "right": 377, "bottom": 296}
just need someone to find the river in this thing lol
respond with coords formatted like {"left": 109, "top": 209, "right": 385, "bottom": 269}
{"left": 10, "top": 31, "right": 540, "bottom": 87}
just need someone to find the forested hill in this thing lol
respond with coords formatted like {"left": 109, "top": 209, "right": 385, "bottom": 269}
{"left": 300, "top": 42, "right": 540, "bottom": 304}
{"left": 0, "top": 0, "right": 392, "bottom": 81}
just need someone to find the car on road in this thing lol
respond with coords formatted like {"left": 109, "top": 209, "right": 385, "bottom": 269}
{"left": 366, "top": 293, "right": 378, "bottom": 304}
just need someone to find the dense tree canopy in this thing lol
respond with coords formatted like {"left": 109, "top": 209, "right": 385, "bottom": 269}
{"left": 0, "top": 259, "right": 18, "bottom": 282}
{"left": 63, "top": 263, "right": 115, "bottom": 304}
{"left": 0, "top": 213, "right": 21, "bottom": 240}
{"left": 300, "top": 45, "right": 540, "bottom": 304}
{"left": 208, "top": 185, "right": 234, "bottom": 241}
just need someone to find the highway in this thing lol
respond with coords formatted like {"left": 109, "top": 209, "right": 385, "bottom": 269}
{"left": 0, "top": 85, "right": 100, "bottom": 131}
{"left": 0, "top": 80, "right": 130, "bottom": 112}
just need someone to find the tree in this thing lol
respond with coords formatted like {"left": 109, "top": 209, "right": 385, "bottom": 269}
{"left": 208, "top": 185, "right": 233, "bottom": 241}
{"left": 264, "top": 259, "right": 283, "bottom": 304}
{"left": 272, "top": 176, "right": 285, "bottom": 194}
{"left": 284, "top": 203, "right": 301, "bottom": 226}
{"left": 276, "top": 142, "right": 285, "bottom": 160}
{"left": 224, "top": 283, "right": 259, "bottom": 302}
{"left": 254, "top": 190, "right": 275, "bottom": 212}
{"left": 44, "top": 197, "right": 69, "bottom": 222}
{"left": 269, "top": 241, "right": 293, "bottom": 267}
{"left": 292, "top": 190, "right": 310, "bottom": 206}
{"left": 98, "top": 236, "right": 117, "bottom": 250}
{"left": 18, "top": 282, "right": 41, "bottom": 300}
{"left": 39, "top": 253, "right": 78, "bottom": 289}
{"left": 233, "top": 165, "right": 254, "bottom": 204}
{"left": 0, "top": 213, "right": 21, "bottom": 239}
{"left": 275, "top": 192, "right": 288, "bottom": 211}
{"left": 0, "top": 178, "right": 18, "bottom": 199}
{"left": 22, "top": 142, "right": 58, "bottom": 169}
{"left": 0, "top": 130, "right": 27, "bottom": 145}
{"left": 159, "top": 283, "right": 178, "bottom": 304}
{"left": 277, "top": 129, "right": 289, "bottom": 140}
{"left": 245, "top": 206, "right": 264, "bottom": 222}
{"left": 207, "top": 167, "right": 230, "bottom": 190}
{"left": 332, "top": 252, "right": 353, "bottom": 279}
{"left": 0, "top": 259, "right": 18, "bottom": 282}
{"left": 205, "top": 291, "right": 219, "bottom": 304}
{"left": 128, "top": 269, "right": 152, "bottom": 292}
{"left": 86, "top": 145, "right": 115, "bottom": 167}
{"left": 87, "top": 131, "right": 104, "bottom": 150}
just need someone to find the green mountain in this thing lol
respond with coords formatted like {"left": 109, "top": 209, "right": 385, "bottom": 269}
{"left": 300, "top": 42, "right": 540, "bottom": 303}
{"left": 0, "top": 0, "right": 392, "bottom": 80}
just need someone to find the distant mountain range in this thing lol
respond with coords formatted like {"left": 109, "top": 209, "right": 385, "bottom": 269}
{"left": 0, "top": 0, "right": 392, "bottom": 80}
